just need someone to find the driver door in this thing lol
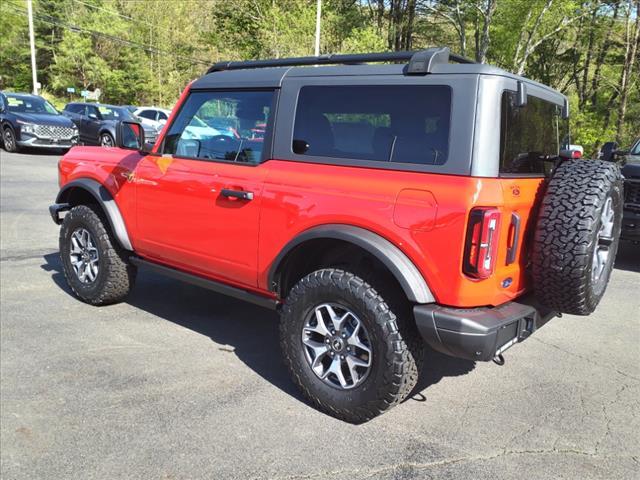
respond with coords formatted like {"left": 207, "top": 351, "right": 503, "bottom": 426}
{"left": 82, "top": 105, "right": 102, "bottom": 145}
{"left": 134, "top": 89, "right": 276, "bottom": 288}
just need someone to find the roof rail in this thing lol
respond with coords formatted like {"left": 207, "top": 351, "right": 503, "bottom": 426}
{"left": 207, "top": 47, "right": 475, "bottom": 75}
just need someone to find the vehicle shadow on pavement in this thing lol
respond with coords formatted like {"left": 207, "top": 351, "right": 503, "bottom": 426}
{"left": 615, "top": 242, "right": 640, "bottom": 273}
{"left": 42, "top": 253, "right": 477, "bottom": 413}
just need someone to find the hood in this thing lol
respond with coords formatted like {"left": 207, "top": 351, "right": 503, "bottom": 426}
{"left": 13, "top": 112, "right": 75, "bottom": 128}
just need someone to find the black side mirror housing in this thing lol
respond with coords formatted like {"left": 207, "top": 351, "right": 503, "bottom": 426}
{"left": 116, "top": 121, "right": 146, "bottom": 151}
{"left": 600, "top": 141, "right": 619, "bottom": 162}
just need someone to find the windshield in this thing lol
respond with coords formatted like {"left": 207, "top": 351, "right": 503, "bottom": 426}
{"left": 6, "top": 95, "right": 58, "bottom": 115}
{"left": 632, "top": 140, "right": 640, "bottom": 155}
{"left": 98, "top": 106, "right": 135, "bottom": 121}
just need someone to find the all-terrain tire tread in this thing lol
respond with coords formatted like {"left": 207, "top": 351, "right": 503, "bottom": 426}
{"left": 280, "top": 268, "right": 420, "bottom": 423}
{"left": 60, "top": 205, "right": 135, "bottom": 305}
{"left": 531, "top": 159, "right": 622, "bottom": 315}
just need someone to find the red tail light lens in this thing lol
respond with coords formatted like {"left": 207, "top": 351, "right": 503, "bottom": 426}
{"left": 463, "top": 207, "right": 501, "bottom": 279}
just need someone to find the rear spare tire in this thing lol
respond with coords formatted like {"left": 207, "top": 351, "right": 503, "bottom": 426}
{"left": 532, "top": 159, "right": 623, "bottom": 315}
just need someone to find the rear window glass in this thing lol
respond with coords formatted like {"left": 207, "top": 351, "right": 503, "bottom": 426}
{"left": 500, "top": 92, "right": 569, "bottom": 174}
{"left": 293, "top": 85, "right": 451, "bottom": 165}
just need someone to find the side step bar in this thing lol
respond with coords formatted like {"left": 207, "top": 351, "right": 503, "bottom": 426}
{"left": 130, "top": 257, "right": 279, "bottom": 310}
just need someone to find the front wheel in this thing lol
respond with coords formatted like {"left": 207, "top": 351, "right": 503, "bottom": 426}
{"left": 280, "top": 268, "right": 422, "bottom": 423}
{"left": 60, "top": 205, "right": 136, "bottom": 305}
{"left": 3, "top": 128, "right": 19, "bottom": 152}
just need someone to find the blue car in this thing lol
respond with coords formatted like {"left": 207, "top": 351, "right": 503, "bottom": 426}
{"left": 0, "top": 92, "right": 79, "bottom": 153}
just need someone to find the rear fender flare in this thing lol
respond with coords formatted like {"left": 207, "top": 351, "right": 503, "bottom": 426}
{"left": 56, "top": 178, "right": 133, "bottom": 251}
{"left": 269, "top": 224, "right": 435, "bottom": 304}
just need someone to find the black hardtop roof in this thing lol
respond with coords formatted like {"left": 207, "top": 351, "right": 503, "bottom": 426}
{"left": 192, "top": 46, "right": 565, "bottom": 102}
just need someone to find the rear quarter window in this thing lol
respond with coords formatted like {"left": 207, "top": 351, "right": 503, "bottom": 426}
{"left": 500, "top": 92, "right": 568, "bottom": 175}
{"left": 292, "top": 85, "right": 452, "bottom": 166}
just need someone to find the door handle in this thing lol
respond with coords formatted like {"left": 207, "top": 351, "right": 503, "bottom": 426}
{"left": 221, "top": 188, "right": 254, "bottom": 201}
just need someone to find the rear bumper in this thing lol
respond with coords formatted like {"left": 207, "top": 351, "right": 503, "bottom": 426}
{"left": 414, "top": 295, "right": 558, "bottom": 362}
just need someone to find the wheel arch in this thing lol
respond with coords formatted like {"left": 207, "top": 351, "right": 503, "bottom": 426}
{"left": 56, "top": 178, "right": 133, "bottom": 251}
{"left": 268, "top": 225, "right": 435, "bottom": 304}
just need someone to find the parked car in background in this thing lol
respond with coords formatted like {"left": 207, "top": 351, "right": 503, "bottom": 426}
{"left": 134, "top": 106, "right": 172, "bottom": 132}
{"left": 600, "top": 138, "right": 640, "bottom": 242}
{"left": 62, "top": 103, "right": 158, "bottom": 147}
{"left": 0, "top": 91, "right": 78, "bottom": 153}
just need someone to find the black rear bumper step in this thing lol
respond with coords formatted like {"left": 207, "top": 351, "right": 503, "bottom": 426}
{"left": 414, "top": 295, "right": 557, "bottom": 361}
{"left": 130, "top": 257, "right": 279, "bottom": 310}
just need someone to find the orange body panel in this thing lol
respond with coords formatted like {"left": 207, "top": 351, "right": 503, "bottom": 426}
{"left": 59, "top": 147, "right": 543, "bottom": 308}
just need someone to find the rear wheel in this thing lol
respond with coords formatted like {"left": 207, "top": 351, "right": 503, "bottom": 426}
{"left": 99, "top": 133, "right": 115, "bottom": 147}
{"left": 60, "top": 205, "right": 136, "bottom": 305}
{"left": 532, "top": 160, "right": 623, "bottom": 315}
{"left": 280, "top": 268, "right": 421, "bottom": 423}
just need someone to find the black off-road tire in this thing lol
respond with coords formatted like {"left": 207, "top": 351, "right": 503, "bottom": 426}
{"left": 3, "top": 127, "right": 19, "bottom": 153}
{"left": 60, "top": 205, "right": 136, "bottom": 305}
{"left": 280, "top": 268, "right": 422, "bottom": 423}
{"left": 532, "top": 160, "right": 623, "bottom": 315}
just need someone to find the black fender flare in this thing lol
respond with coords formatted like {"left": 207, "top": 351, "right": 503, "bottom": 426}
{"left": 268, "top": 224, "right": 435, "bottom": 304}
{"left": 56, "top": 178, "right": 133, "bottom": 251}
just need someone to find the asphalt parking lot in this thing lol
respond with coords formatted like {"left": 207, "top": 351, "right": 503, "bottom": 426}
{"left": 1, "top": 149, "right": 639, "bottom": 480}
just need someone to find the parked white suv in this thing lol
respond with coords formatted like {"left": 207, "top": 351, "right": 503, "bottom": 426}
{"left": 133, "top": 107, "right": 172, "bottom": 131}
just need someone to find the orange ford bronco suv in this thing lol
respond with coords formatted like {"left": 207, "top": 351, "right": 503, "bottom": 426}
{"left": 49, "top": 48, "right": 623, "bottom": 422}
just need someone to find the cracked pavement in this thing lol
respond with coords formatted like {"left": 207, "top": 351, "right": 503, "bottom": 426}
{"left": 1, "top": 151, "right": 639, "bottom": 479}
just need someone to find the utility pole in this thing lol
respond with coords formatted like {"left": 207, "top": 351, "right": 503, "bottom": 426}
{"left": 314, "top": 0, "right": 322, "bottom": 57}
{"left": 27, "top": 0, "right": 39, "bottom": 95}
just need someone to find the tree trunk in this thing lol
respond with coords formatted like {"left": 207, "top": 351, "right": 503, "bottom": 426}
{"left": 477, "top": 0, "right": 497, "bottom": 63}
{"left": 590, "top": 2, "right": 620, "bottom": 106}
{"left": 615, "top": 1, "right": 640, "bottom": 144}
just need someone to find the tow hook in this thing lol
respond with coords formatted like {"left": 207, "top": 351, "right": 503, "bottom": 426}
{"left": 492, "top": 354, "right": 505, "bottom": 366}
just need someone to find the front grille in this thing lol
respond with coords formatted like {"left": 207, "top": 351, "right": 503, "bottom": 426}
{"left": 625, "top": 179, "right": 640, "bottom": 206}
{"left": 34, "top": 125, "right": 76, "bottom": 139}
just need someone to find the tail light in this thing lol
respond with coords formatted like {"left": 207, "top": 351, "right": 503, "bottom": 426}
{"left": 463, "top": 207, "right": 501, "bottom": 279}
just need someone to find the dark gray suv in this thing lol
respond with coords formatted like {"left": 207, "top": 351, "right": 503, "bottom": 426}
{"left": 62, "top": 102, "right": 158, "bottom": 147}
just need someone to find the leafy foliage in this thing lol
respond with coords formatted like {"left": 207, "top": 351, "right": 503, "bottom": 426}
{"left": 0, "top": 0, "right": 637, "bottom": 151}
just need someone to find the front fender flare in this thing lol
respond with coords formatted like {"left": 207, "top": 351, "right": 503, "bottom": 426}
{"left": 269, "top": 224, "right": 435, "bottom": 304}
{"left": 56, "top": 178, "right": 133, "bottom": 251}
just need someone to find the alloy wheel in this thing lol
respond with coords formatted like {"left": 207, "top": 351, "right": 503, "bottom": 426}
{"left": 591, "top": 196, "right": 615, "bottom": 284}
{"left": 4, "top": 130, "right": 15, "bottom": 150}
{"left": 100, "top": 134, "right": 114, "bottom": 147}
{"left": 69, "top": 227, "right": 100, "bottom": 284}
{"left": 301, "top": 303, "right": 372, "bottom": 390}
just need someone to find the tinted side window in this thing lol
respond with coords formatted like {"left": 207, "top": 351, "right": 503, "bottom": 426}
{"left": 500, "top": 92, "right": 569, "bottom": 174}
{"left": 293, "top": 85, "right": 451, "bottom": 165}
{"left": 138, "top": 110, "right": 156, "bottom": 120}
{"left": 157, "top": 111, "right": 168, "bottom": 120}
{"left": 86, "top": 106, "right": 101, "bottom": 118}
{"left": 66, "top": 104, "right": 84, "bottom": 114}
{"left": 163, "top": 90, "right": 274, "bottom": 164}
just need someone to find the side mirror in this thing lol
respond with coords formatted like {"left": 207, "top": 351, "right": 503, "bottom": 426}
{"left": 116, "top": 121, "right": 145, "bottom": 151}
{"left": 600, "top": 142, "right": 619, "bottom": 162}
{"left": 88, "top": 113, "right": 98, "bottom": 120}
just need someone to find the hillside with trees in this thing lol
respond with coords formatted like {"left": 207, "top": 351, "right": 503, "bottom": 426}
{"left": 1, "top": 0, "right": 638, "bottom": 153}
